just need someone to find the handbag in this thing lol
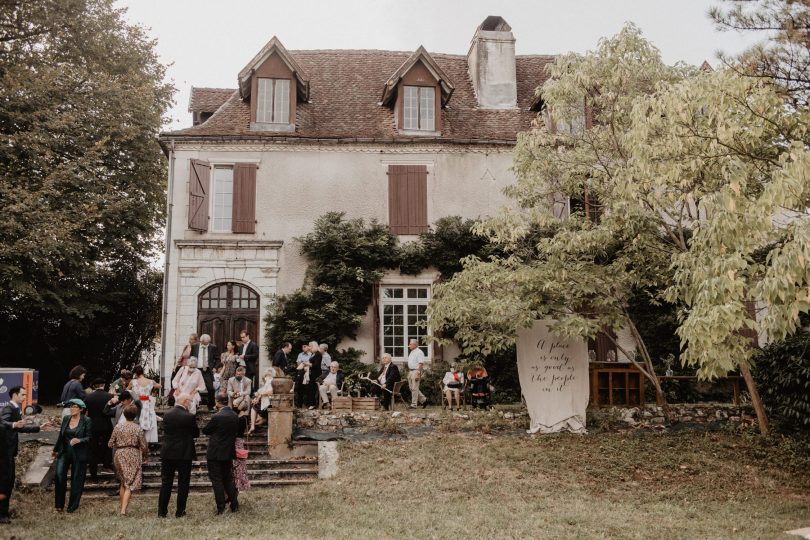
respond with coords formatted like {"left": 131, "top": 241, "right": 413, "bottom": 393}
{"left": 235, "top": 445, "right": 248, "bottom": 460}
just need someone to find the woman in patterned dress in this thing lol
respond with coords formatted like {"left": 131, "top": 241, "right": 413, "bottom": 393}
{"left": 219, "top": 340, "right": 242, "bottom": 395}
{"left": 108, "top": 404, "right": 148, "bottom": 515}
{"left": 232, "top": 397, "right": 251, "bottom": 492}
{"left": 129, "top": 366, "right": 160, "bottom": 443}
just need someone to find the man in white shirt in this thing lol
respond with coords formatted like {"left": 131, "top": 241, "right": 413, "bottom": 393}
{"left": 407, "top": 339, "right": 427, "bottom": 408}
{"left": 191, "top": 334, "right": 218, "bottom": 410}
{"left": 226, "top": 366, "right": 252, "bottom": 408}
{"left": 317, "top": 361, "right": 344, "bottom": 409}
{"left": 296, "top": 343, "right": 312, "bottom": 366}
{"left": 319, "top": 344, "right": 332, "bottom": 372}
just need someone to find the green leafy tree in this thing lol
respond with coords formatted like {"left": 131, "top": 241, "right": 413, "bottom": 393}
{"left": 0, "top": 0, "right": 173, "bottom": 397}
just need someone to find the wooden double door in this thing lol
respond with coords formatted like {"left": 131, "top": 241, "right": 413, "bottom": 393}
{"left": 197, "top": 283, "right": 260, "bottom": 355}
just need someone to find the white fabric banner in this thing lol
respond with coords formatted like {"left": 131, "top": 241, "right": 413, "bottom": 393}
{"left": 517, "top": 320, "right": 589, "bottom": 434}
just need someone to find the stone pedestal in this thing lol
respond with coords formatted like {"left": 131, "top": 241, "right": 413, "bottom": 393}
{"left": 267, "top": 393, "right": 294, "bottom": 458}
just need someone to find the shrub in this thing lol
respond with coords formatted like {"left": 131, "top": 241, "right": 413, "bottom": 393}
{"left": 753, "top": 321, "right": 810, "bottom": 433}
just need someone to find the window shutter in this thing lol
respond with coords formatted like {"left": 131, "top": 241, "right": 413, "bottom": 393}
{"left": 188, "top": 159, "right": 210, "bottom": 231}
{"left": 388, "top": 164, "right": 428, "bottom": 235}
{"left": 232, "top": 163, "right": 257, "bottom": 233}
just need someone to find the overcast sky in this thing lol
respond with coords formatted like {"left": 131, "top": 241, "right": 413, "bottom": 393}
{"left": 117, "top": 0, "right": 762, "bottom": 131}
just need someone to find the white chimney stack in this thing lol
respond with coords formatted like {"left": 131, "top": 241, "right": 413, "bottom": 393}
{"left": 467, "top": 16, "right": 517, "bottom": 110}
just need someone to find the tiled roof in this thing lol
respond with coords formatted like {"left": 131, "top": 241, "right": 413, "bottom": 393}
{"left": 188, "top": 87, "right": 237, "bottom": 113}
{"left": 166, "top": 51, "right": 554, "bottom": 143}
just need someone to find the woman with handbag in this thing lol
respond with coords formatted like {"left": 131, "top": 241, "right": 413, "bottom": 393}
{"left": 108, "top": 404, "right": 148, "bottom": 515}
{"left": 231, "top": 397, "right": 251, "bottom": 493}
{"left": 52, "top": 399, "right": 92, "bottom": 513}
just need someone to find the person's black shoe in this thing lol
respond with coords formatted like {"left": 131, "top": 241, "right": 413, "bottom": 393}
{"left": 216, "top": 509, "right": 225, "bottom": 515}
{"left": 0, "top": 515, "right": 10, "bottom": 524}
{"left": 421, "top": 401, "right": 428, "bottom": 409}
{"left": 175, "top": 511, "right": 186, "bottom": 518}
{"left": 230, "top": 504, "right": 239, "bottom": 513}
{"left": 158, "top": 513, "right": 167, "bottom": 518}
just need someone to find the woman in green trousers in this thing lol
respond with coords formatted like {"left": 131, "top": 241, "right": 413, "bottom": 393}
{"left": 52, "top": 398, "right": 92, "bottom": 513}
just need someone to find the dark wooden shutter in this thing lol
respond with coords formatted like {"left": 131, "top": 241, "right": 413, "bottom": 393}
{"left": 188, "top": 159, "right": 210, "bottom": 231}
{"left": 388, "top": 164, "right": 428, "bottom": 235}
{"left": 232, "top": 163, "right": 257, "bottom": 233}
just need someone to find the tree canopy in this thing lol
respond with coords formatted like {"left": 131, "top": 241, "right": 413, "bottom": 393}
{"left": 0, "top": 0, "right": 173, "bottom": 396}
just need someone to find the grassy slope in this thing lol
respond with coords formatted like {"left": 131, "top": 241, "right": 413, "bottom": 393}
{"left": 6, "top": 430, "right": 809, "bottom": 540}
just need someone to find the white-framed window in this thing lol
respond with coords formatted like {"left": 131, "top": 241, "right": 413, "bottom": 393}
{"left": 256, "top": 78, "right": 290, "bottom": 124}
{"left": 380, "top": 285, "right": 430, "bottom": 361}
{"left": 211, "top": 166, "right": 233, "bottom": 232}
{"left": 403, "top": 86, "right": 435, "bottom": 131}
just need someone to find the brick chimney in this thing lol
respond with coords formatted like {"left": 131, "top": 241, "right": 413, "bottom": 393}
{"left": 467, "top": 16, "right": 517, "bottom": 110}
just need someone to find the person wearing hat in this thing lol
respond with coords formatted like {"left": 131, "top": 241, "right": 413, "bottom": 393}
{"left": 52, "top": 398, "right": 92, "bottom": 513}
{"left": 84, "top": 378, "right": 113, "bottom": 482}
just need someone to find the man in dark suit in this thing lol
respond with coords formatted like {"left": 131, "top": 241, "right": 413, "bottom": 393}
{"left": 202, "top": 393, "right": 238, "bottom": 514}
{"left": 0, "top": 386, "right": 47, "bottom": 523}
{"left": 273, "top": 342, "right": 292, "bottom": 373}
{"left": 372, "top": 353, "right": 401, "bottom": 409}
{"left": 158, "top": 393, "right": 200, "bottom": 518}
{"left": 239, "top": 330, "right": 259, "bottom": 390}
{"left": 190, "top": 333, "right": 219, "bottom": 410}
{"left": 84, "top": 378, "right": 113, "bottom": 481}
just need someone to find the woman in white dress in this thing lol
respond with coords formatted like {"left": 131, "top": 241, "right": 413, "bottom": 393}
{"left": 248, "top": 368, "right": 275, "bottom": 434}
{"left": 128, "top": 365, "right": 161, "bottom": 443}
{"left": 442, "top": 365, "right": 465, "bottom": 411}
{"left": 172, "top": 357, "right": 205, "bottom": 414}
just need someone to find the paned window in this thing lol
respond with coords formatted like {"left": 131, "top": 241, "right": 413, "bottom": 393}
{"left": 212, "top": 167, "right": 233, "bottom": 232}
{"left": 257, "top": 78, "right": 290, "bottom": 124}
{"left": 403, "top": 86, "right": 435, "bottom": 131}
{"left": 380, "top": 286, "right": 430, "bottom": 360}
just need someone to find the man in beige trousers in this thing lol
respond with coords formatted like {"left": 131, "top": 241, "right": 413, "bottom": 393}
{"left": 407, "top": 339, "right": 427, "bottom": 408}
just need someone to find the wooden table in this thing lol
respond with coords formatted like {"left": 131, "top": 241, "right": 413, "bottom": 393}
{"left": 656, "top": 375, "right": 743, "bottom": 406}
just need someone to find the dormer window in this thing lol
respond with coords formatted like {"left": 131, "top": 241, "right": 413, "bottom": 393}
{"left": 381, "top": 46, "right": 454, "bottom": 137}
{"left": 403, "top": 86, "right": 435, "bottom": 131}
{"left": 256, "top": 78, "right": 290, "bottom": 124}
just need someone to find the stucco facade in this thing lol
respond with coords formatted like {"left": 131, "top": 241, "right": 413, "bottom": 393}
{"left": 161, "top": 142, "right": 516, "bottom": 380}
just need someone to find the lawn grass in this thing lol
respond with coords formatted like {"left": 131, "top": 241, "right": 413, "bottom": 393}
{"left": 6, "top": 429, "right": 810, "bottom": 539}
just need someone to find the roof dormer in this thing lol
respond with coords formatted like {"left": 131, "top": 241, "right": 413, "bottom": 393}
{"left": 238, "top": 37, "right": 309, "bottom": 132}
{"left": 381, "top": 46, "right": 454, "bottom": 136}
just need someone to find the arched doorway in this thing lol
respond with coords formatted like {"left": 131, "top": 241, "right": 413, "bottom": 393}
{"left": 197, "top": 282, "right": 260, "bottom": 354}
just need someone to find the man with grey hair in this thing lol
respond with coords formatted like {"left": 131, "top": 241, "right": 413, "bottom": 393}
{"left": 316, "top": 361, "right": 344, "bottom": 409}
{"left": 158, "top": 392, "right": 199, "bottom": 518}
{"left": 407, "top": 338, "right": 428, "bottom": 408}
{"left": 373, "top": 353, "right": 400, "bottom": 410}
{"left": 191, "top": 334, "right": 218, "bottom": 410}
{"left": 319, "top": 343, "right": 332, "bottom": 372}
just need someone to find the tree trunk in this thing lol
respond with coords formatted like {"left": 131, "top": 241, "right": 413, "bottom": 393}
{"left": 738, "top": 361, "right": 770, "bottom": 436}
{"left": 606, "top": 318, "right": 672, "bottom": 421}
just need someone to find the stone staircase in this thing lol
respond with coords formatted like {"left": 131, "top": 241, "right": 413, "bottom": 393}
{"left": 76, "top": 410, "right": 319, "bottom": 497}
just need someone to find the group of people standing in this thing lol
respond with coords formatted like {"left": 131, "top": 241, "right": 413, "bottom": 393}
{"left": 275, "top": 341, "right": 342, "bottom": 409}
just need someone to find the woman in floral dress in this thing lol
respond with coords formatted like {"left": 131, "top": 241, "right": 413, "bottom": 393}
{"left": 108, "top": 404, "right": 148, "bottom": 515}
{"left": 232, "top": 398, "right": 251, "bottom": 492}
{"left": 219, "top": 340, "right": 241, "bottom": 395}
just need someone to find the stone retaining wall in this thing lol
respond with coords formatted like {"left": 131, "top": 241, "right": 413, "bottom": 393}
{"left": 294, "top": 403, "right": 756, "bottom": 435}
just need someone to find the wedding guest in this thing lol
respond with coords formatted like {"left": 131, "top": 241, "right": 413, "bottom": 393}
{"left": 158, "top": 393, "right": 199, "bottom": 518}
{"left": 249, "top": 369, "right": 274, "bottom": 434}
{"left": 317, "top": 361, "right": 344, "bottom": 409}
{"left": 109, "top": 370, "right": 133, "bottom": 395}
{"left": 232, "top": 399, "right": 251, "bottom": 494}
{"left": 219, "top": 340, "right": 242, "bottom": 394}
{"left": 407, "top": 339, "right": 427, "bottom": 409}
{"left": 442, "top": 365, "right": 465, "bottom": 411}
{"left": 103, "top": 391, "right": 142, "bottom": 427}
{"left": 190, "top": 333, "right": 218, "bottom": 410}
{"left": 53, "top": 399, "right": 92, "bottom": 513}
{"left": 372, "top": 354, "right": 400, "bottom": 410}
{"left": 0, "top": 386, "right": 46, "bottom": 523}
{"left": 203, "top": 394, "right": 238, "bottom": 514}
{"left": 84, "top": 378, "right": 113, "bottom": 482}
{"left": 108, "top": 405, "right": 148, "bottom": 516}
{"left": 319, "top": 344, "right": 332, "bottom": 373}
{"left": 238, "top": 330, "right": 259, "bottom": 390}
{"left": 226, "top": 366, "right": 252, "bottom": 408}
{"left": 305, "top": 340, "right": 322, "bottom": 409}
{"left": 294, "top": 343, "right": 311, "bottom": 408}
{"left": 273, "top": 342, "right": 292, "bottom": 373}
{"left": 129, "top": 366, "right": 160, "bottom": 443}
{"left": 60, "top": 366, "right": 87, "bottom": 417}
{"left": 172, "top": 358, "right": 205, "bottom": 414}
{"left": 175, "top": 333, "right": 198, "bottom": 374}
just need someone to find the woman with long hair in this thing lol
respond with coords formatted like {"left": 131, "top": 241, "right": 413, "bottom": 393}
{"left": 59, "top": 366, "right": 87, "bottom": 417}
{"left": 108, "top": 404, "right": 148, "bottom": 515}
{"left": 219, "top": 340, "right": 241, "bottom": 395}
